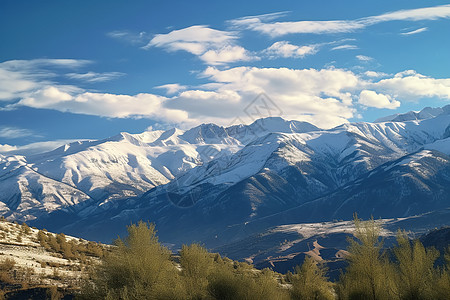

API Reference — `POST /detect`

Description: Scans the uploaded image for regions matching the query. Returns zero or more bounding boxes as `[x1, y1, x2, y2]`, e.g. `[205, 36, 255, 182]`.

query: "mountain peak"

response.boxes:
[249, 117, 320, 133]
[375, 104, 450, 123]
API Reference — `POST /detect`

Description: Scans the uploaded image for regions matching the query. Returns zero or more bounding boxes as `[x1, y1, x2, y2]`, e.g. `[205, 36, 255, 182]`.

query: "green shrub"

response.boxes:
[393, 231, 439, 300]
[79, 221, 184, 299]
[179, 243, 214, 299]
[289, 257, 334, 300]
[338, 216, 396, 300]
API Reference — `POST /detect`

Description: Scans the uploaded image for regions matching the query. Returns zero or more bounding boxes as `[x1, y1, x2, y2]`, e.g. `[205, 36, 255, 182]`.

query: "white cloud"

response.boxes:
[228, 4, 450, 37]
[0, 68, 38, 100]
[155, 83, 187, 95]
[0, 59, 91, 101]
[264, 41, 318, 58]
[66, 71, 124, 82]
[6, 59, 450, 130]
[12, 87, 187, 122]
[162, 67, 450, 128]
[143, 25, 255, 65]
[228, 12, 291, 24]
[366, 5, 450, 23]
[165, 66, 360, 128]
[364, 71, 388, 78]
[166, 89, 242, 120]
[401, 27, 428, 35]
[0, 59, 91, 71]
[144, 25, 237, 53]
[331, 44, 358, 51]
[0, 127, 33, 139]
[200, 45, 256, 65]
[374, 71, 450, 100]
[229, 18, 364, 37]
[359, 90, 400, 109]
[356, 55, 373, 61]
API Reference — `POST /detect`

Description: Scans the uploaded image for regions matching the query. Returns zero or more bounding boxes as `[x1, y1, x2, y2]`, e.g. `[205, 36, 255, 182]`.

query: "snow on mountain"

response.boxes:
[31, 111, 450, 246]
[0, 118, 319, 221]
[375, 104, 450, 122]
[272, 149, 450, 224]
[161, 114, 450, 195]
[227, 117, 319, 142]
[425, 137, 450, 155]
[0, 155, 92, 221]
[2, 108, 450, 247]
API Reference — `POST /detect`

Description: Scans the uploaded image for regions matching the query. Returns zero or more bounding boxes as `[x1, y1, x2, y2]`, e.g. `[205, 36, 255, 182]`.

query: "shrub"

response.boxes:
[0, 258, 16, 272]
[393, 231, 439, 300]
[338, 216, 396, 300]
[179, 243, 213, 299]
[21, 223, 31, 235]
[207, 266, 288, 300]
[79, 221, 184, 299]
[289, 256, 334, 300]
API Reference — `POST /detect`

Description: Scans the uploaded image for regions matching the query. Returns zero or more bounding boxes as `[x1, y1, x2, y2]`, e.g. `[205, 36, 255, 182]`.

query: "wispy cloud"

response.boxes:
[356, 55, 373, 61]
[228, 4, 450, 37]
[143, 25, 256, 65]
[0, 59, 90, 101]
[331, 44, 358, 51]
[0, 127, 34, 139]
[263, 41, 319, 58]
[366, 5, 450, 23]
[66, 71, 125, 83]
[0, 59, 91, 71]
[107, 30, 150, 45]
[401, 27, 428, 35]
[229, 18, 364, 36]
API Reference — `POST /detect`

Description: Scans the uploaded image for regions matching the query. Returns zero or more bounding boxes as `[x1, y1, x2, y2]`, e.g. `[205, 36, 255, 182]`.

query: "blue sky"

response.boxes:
[1, 0, 450, 155]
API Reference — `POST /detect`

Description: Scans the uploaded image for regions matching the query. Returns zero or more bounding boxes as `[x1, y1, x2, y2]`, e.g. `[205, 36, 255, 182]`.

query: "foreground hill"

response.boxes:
[0, 219, 107, 298]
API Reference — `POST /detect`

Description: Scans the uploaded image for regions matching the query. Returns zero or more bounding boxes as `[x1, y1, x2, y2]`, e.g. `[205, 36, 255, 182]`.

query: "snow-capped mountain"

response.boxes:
[375, 104, 450, 122]
[1, 110, 450, 247]
[0, 117, 316, 222]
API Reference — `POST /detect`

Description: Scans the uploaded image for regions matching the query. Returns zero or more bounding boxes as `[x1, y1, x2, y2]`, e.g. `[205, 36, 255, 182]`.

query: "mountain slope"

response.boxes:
[375, 104, 450, 122]
[28, 114, 450, 246]
[1, 109, 450, 248]
[0, 118, 318, 222]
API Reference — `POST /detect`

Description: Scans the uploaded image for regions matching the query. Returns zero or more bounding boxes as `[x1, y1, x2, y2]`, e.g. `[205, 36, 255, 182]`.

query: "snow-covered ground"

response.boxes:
[0, 219, 104, 287]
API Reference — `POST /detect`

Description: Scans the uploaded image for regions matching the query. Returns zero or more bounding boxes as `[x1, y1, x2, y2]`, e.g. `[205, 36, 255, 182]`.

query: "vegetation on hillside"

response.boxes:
[0, 219, 107, 299]
[78, 219, 450, 300]
[0, 217, 448, 299]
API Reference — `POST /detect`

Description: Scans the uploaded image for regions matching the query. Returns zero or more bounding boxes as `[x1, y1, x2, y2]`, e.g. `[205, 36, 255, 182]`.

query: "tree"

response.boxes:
[393, 231, 439, 300]
[338, 216, 395, 300]
[429, 246, 450, 300]
[289, 256, 334, 300]
[207, 262, 288, 300]
[179, 243, 214, 299]
[79, 221, 184, 299]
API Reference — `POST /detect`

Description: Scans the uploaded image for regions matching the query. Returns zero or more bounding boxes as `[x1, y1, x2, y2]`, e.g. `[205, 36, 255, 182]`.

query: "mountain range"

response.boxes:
[1, 106, 450, 256]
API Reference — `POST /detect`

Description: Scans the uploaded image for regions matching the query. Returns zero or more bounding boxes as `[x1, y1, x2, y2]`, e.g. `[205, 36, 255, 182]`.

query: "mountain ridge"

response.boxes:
[0, 111, 449, 249]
